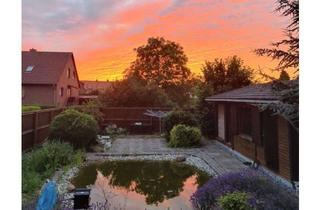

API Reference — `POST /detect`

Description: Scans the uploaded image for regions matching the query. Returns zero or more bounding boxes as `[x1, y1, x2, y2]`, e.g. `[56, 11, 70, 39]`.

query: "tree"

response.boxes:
[202, 56, 253, 93]
[98, 77, 174, 107]
[255, 0, 299, 72]
[196, 56, 253, 136]
[279, 70, 290, 81]
[125, 37, 194, 107]
[254, 0, 299, 131]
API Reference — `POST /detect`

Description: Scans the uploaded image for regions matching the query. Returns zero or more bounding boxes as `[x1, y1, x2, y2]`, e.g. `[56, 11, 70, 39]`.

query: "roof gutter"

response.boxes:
[205, 98, 280, 104]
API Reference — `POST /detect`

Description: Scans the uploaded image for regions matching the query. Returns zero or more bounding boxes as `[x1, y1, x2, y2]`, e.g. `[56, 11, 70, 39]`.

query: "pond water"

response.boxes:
[71, 160, 210, 210]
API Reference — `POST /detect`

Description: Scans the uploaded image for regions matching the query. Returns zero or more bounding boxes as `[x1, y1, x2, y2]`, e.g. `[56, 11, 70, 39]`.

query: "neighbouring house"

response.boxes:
[79, 80, 113, 95]
[22, 49, 80, 107]
[206, 83, 299, 182]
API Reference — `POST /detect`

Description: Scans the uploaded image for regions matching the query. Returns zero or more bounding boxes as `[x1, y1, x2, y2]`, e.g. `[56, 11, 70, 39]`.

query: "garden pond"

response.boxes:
[71, 160, 210, 209]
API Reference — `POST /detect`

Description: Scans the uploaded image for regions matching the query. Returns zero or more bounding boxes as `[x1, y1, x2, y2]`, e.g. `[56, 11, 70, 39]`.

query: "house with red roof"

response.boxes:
[22, 49, 80, 107]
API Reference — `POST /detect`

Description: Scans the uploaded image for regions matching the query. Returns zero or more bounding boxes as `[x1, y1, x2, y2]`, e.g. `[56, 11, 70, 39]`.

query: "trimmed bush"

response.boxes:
[191, 169, 298, 210]
[217, 192, 254, 210]
[22, 105, 41, 113]
[169, 124, 201, 147]
[71, 100, 104, 126]
[49, 109, 98, 148]
[163, 110, 198, 140]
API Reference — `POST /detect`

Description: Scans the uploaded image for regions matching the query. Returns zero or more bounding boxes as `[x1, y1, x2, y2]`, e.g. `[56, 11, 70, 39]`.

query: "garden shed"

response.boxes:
[206, 83, 299, 181]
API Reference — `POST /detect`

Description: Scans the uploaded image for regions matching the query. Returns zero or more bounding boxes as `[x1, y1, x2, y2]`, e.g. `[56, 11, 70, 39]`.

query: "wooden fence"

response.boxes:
[22, 107, 172, 151]
[22, 108, 64, 151]
[101, 107, 172, 134]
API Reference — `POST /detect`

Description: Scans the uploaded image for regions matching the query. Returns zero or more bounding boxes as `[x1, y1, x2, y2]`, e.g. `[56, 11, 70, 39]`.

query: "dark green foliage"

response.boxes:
[217, 192, 254, 210]
[104, 124, 127, 138]
[124, 37, 195, 107]
[49, 109, 98, 148]
[255, 0, 299, 71]
[163, 110, 198, 140]
[22, 141, 85, 202]
[195, 56, 253, 137]
[72, 100, 104, 126]
[279, 70, 290, 81]
[22, 105, 41, 113]
[257, 80, 299, 130]
[169, 124, 201, 147]
[99, 77, 174, 107]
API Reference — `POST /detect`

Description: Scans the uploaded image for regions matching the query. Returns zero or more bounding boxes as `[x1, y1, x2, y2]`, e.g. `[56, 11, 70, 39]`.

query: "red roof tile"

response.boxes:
[22, 50, 74, 84]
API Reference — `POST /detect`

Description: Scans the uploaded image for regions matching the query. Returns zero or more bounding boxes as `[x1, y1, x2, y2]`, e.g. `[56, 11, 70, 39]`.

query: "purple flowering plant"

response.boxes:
[190, 169, 298, 210]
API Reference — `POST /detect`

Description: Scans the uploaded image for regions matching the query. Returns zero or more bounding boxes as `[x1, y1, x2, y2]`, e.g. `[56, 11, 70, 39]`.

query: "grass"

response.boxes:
[22, 140, 85, 203]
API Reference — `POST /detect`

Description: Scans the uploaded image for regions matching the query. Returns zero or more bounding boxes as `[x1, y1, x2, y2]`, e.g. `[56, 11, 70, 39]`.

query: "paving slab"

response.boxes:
[88, 135, 246, 175]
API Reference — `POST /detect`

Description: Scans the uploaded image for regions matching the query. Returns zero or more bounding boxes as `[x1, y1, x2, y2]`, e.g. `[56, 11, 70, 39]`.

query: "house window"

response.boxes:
[67, 87, 71, 96]
[60, 87, 64, 96]
[73, 71, 76, 79]
[237, 106, 252, 138]
[25, 65, 34, 72]
[67, 68, 71, 78]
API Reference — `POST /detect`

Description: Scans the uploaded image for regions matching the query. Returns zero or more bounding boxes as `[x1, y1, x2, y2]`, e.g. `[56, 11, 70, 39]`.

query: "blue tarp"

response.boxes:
[36, 181, 57, 210]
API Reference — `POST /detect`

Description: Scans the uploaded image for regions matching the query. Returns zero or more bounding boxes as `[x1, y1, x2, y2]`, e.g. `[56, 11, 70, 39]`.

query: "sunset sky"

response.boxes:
[22, 0, 289, 81]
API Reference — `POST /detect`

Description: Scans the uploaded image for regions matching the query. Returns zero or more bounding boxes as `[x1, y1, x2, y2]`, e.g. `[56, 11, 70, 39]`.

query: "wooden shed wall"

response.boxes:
[277, 116, 292, 180]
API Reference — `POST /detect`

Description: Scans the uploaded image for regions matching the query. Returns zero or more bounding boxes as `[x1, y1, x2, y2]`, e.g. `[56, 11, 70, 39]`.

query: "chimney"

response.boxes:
[29, 48, 37, 52]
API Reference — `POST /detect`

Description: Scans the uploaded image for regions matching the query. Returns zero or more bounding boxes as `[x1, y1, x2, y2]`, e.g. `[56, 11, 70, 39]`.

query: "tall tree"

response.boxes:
[196, 56, 253, 136]
[254, 0, 299, 131]
[255, 0, 299, 72]
[279, 70, 290, 80]
[202, 56, 253, 93]
[125, 37, 193, 107]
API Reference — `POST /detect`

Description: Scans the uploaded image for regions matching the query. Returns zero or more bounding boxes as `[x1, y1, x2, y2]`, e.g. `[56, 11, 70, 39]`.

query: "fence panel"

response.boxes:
[22, 108, 64, 151]
[101, 107, 171, 134]
[22, 107, 172, 151]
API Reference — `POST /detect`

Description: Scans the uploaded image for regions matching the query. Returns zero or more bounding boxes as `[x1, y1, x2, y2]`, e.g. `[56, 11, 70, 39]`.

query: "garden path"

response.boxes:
[87, 135, 246, 176]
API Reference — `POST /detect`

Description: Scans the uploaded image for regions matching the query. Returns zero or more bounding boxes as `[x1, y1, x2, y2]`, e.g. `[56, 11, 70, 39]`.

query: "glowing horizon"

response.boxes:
[22, 0, 290, 81]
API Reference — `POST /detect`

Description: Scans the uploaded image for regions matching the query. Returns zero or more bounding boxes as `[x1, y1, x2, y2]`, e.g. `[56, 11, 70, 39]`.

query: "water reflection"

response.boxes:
[71, 160, 210, 208]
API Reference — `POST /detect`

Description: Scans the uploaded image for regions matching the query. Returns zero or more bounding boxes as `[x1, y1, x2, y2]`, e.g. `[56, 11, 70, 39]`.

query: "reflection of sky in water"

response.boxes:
[92, 171, 197, 210]
[71, 161, 210, 209]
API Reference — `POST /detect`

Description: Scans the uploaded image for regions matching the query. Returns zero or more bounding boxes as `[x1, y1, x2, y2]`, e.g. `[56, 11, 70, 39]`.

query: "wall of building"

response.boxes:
[277, 116, 292, 180]
[22, 84, 54, 106]
[55, 57, 80, 106]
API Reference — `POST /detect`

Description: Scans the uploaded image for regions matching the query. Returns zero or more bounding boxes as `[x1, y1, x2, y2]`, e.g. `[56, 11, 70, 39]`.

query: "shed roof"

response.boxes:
[205, 83, 280, 103]
[22, 50, 76, 85]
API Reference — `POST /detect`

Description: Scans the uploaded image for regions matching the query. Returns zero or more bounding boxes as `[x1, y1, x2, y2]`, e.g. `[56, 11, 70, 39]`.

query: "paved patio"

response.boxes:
[88, 135, 246, 175]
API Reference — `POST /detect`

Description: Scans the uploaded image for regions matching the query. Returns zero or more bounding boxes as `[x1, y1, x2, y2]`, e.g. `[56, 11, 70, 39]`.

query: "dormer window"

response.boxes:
[25, 65, 34, 73]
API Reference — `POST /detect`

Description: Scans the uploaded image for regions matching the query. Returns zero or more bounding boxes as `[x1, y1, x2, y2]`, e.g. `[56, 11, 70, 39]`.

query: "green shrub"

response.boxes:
[71, 100, 104, 126]
[49, 109, 98, 148]
[217, 192, 254, 210]
[169, 124, 201, 147]
[105, 124, 127, 138]
[163, 110, 198, 141]
[22, 141, 85, 202]
[22, 105, 41, 113]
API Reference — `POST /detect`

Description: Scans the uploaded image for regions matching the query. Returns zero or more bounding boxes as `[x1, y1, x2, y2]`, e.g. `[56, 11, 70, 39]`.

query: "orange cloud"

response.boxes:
[23, 0, 291, 81]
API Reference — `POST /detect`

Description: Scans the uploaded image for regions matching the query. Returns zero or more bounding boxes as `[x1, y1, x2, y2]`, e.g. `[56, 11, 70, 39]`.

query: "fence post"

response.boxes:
[33, 112, 38, 147]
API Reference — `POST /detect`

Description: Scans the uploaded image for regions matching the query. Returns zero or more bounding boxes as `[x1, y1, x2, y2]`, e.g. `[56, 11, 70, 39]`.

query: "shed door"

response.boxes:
[262, 111, 279, 172]
[218, 104, 225, 140]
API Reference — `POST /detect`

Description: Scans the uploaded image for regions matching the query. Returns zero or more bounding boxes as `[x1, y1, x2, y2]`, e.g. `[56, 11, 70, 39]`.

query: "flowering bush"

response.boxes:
[190, 169, 298, 210]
